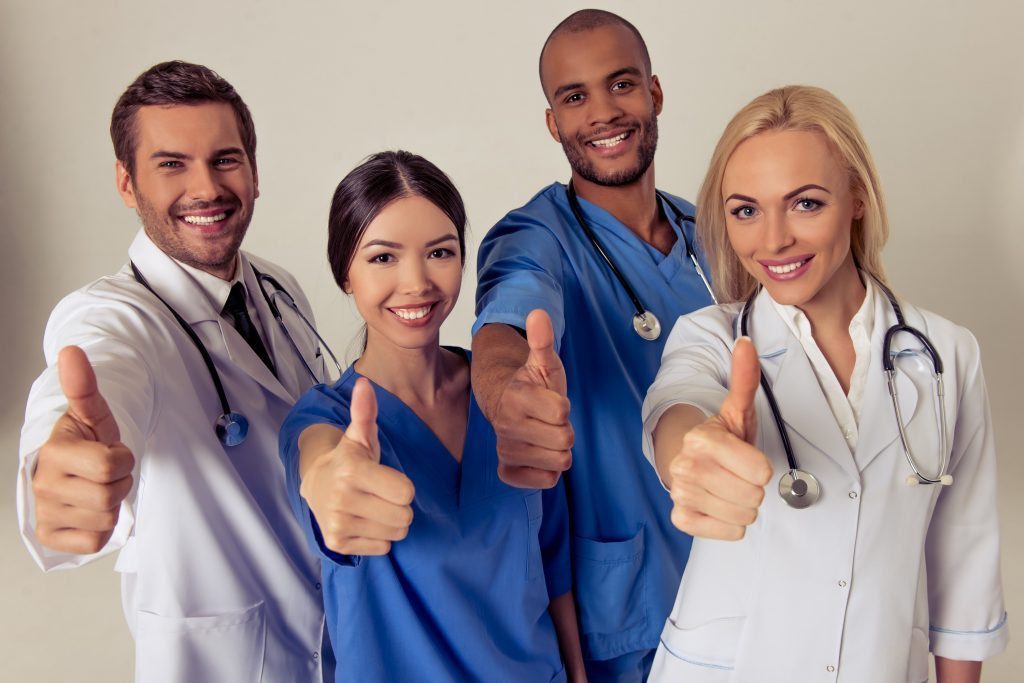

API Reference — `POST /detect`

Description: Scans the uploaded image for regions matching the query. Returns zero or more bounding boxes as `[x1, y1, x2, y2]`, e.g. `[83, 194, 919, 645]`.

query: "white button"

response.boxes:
[843, 429, 853, 440]
[848, 491, 858, 499]
[838, 580, 847, 587]
[313, 652, 319, 661]
[827, 665, 836, 672]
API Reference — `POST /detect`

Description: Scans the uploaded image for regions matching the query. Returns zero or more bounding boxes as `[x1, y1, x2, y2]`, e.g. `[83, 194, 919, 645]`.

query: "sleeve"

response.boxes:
[17, 291, 159, 571]
[539, 477, 572, 599]
[925, 330, 1009, 660]
[473, 212, 568, 351]
[278, 383, 361, 567]
[639, 310, 734, 475]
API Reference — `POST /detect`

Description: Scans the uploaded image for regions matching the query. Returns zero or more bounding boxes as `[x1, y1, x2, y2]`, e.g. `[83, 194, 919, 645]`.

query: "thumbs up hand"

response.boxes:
[668, 338, 773, 541]
[32, 346, 136, 555]
[299, 378, 415, 556]
[490, 309, 574, 489]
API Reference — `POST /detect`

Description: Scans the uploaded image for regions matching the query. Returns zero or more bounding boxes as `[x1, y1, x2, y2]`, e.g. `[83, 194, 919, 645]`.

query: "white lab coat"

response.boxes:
[17, 231, 330, 682]
[641, 287, 1008, 682]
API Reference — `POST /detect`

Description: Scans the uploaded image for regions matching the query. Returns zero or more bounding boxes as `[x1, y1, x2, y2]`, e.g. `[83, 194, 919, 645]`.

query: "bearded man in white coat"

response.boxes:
[16, 61, 333, 682]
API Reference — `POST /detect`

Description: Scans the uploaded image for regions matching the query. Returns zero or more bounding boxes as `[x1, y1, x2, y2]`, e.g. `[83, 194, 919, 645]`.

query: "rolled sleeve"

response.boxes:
[925, 331, 1008, 661]
[473, 215, 566, 349]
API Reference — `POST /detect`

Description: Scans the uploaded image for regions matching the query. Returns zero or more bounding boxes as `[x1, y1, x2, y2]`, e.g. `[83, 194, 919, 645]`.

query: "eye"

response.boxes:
[729, 205, 758, 220]
[611, 80, 634, 92]
[369, 253, 394, 264]
[429, 247, 455, 259]
[564, 92, 584, 105]
[158, 160, 182, 169]
[793, 197, 824, 212]
[214, 158, 241, 167]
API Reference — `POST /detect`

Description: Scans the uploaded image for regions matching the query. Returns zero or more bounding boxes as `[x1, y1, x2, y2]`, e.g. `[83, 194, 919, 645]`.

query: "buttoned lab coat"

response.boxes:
[17, 231, 330, 683]
[641, 288, 1007, 682]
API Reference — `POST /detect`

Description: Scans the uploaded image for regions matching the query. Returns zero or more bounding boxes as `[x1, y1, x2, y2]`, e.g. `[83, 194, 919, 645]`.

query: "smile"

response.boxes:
[181, 212, 228, 225]
[766, 259, 809, 274]
[388, 303, 437, 323]
[589, 131, 631, 148]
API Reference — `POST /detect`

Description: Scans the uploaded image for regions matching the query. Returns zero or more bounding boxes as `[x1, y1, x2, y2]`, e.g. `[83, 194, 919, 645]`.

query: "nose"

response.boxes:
[186, 164, 222, 202]
[398, 259, 433, 296]
[763, 210, 795, 253]
[587, 90, 625, 127]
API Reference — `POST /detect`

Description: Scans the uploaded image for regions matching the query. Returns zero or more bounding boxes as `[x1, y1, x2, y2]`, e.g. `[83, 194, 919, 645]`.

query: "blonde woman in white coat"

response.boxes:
[641, 86, 1007, 682]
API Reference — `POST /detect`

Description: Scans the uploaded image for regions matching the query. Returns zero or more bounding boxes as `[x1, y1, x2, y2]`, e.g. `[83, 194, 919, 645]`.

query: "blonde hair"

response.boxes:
[696, 85, 889, 303]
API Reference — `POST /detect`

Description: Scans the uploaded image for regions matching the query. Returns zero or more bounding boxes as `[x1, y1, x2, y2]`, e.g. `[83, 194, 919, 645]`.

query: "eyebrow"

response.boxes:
[552, 66, 644, 100]
[724, 184, 832, 204]
[148, 147, 246, 161]
[361, 234, 458, 250]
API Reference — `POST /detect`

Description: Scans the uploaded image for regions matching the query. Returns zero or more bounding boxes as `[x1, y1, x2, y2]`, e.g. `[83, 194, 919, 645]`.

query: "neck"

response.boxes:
[799, 263, 866, 337]
[355, 333, 447, 406]
[571, 167, 667, 247]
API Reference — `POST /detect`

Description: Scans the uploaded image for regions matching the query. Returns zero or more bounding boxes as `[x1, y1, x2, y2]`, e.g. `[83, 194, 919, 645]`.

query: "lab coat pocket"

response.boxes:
[572, 526, 646, 641]
[907, 627, 930, 682]
[526, 491, 544, 581]
[651, 615, 744, 680]
[135, 601, 266, 683]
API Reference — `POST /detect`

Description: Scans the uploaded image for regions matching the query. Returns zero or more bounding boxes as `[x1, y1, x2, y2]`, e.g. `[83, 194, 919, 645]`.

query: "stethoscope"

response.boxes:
[738, 275, 952, 510]
[131, 262, 342, 447]
[566, 182, 716, 341]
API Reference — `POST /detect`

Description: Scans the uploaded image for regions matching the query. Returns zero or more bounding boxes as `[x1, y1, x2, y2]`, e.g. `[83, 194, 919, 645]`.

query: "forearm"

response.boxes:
[651, 403, 706, 485]
[471, 323, 529, 420]
[297, 423, 344, 480]
[548, 591, 586, 682]
[935, 656, 981, 683]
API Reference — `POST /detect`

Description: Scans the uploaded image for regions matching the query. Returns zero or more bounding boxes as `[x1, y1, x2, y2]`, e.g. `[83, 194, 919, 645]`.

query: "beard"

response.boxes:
[560, 109, 659, 187]
[134, 187, 250, 276]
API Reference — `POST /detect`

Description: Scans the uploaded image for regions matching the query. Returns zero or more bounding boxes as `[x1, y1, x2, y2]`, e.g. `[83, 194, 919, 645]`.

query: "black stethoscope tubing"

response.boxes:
[566, 182, 716, 340]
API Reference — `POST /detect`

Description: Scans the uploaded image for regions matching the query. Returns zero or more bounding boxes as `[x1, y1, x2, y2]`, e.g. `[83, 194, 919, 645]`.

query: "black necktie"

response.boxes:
[222, 282, 276, 375]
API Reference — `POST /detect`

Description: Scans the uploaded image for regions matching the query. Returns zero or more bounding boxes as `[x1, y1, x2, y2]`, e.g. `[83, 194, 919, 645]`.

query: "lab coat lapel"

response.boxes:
[747, 290, 859, 479]
[853, 293, 919, 472]
[239, 256, 307, 402]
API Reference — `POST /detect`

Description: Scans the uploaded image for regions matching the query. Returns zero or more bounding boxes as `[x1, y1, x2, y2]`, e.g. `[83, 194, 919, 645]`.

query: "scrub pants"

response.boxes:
[585, 649, 656, 683]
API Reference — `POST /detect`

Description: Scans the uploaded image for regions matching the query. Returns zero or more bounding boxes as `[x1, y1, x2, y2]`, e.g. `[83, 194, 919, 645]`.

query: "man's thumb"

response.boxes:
[58, 346, 120, 444]
[524, 309, 564, 391]
[719, 337, 760, 442]
[345, 377, 380, 461]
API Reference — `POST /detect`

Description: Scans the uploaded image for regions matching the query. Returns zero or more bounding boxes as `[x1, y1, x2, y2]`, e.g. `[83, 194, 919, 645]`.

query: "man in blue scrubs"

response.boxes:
[471, 10, 716, 682]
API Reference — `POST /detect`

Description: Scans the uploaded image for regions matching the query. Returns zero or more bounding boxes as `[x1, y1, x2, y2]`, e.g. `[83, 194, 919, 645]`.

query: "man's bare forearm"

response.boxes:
[471, 323, 530, 420]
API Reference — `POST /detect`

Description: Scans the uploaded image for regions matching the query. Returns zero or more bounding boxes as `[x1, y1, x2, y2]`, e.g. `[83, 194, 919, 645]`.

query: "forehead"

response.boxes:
[541, 24, 647, 96]
[359, 195, 458, 243]
[132, 102, 243, 156]
[723, 130, 846, 196]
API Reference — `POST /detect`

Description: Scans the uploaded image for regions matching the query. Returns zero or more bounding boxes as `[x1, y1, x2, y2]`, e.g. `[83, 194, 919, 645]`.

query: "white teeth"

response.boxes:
[391, 305, 432, 320]
[767, 260, 808, 274]
[591, 132, 628, 147]
[182, 212, 228, 225]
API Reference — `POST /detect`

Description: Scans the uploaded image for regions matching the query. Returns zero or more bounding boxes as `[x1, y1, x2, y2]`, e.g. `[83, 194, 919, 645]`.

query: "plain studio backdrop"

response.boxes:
[1, 0, 1021, 680]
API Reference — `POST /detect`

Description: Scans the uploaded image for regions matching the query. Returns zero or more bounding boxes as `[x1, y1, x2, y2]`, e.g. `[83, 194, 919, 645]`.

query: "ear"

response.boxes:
[650, 74, 664, 116]
[252, 167, 260, 200]
[342, 278, 353, 295]
[853, 195, 866, 220]
[115, 160, 138, 209]
[545, 109, 561, 143]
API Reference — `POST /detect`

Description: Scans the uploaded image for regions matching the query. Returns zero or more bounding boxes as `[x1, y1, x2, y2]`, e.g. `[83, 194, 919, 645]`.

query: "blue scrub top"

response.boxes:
[474, 183, 715, 662]
[279, 350, 571, 683]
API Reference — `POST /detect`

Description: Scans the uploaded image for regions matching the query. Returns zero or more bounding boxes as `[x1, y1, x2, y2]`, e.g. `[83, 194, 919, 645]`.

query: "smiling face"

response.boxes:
[541, 24, 662, 189]
[344, 195, 462, 353]
[723, 129, 865, 317]
[116, 102, 258, 279]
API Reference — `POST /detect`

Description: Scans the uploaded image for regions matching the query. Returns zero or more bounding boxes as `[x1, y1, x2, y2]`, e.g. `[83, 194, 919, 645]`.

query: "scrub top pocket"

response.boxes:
[134, 601, 266, 682]
[572, 525, 647, 651]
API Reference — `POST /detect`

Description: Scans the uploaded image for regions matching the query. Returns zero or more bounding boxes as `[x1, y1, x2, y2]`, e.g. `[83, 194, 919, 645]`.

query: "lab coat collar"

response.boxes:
[744, 288, 860, 480]
[127, 230, 299, 404]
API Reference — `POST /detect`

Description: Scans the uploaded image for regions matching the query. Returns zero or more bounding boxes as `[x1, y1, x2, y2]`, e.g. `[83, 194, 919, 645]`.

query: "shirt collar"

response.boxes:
[174, 254, 246, 313]
[768, 272, 876, 342]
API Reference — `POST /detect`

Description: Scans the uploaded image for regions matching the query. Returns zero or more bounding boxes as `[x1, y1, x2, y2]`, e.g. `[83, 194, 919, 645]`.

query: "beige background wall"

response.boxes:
[1, 0, 1021, 680]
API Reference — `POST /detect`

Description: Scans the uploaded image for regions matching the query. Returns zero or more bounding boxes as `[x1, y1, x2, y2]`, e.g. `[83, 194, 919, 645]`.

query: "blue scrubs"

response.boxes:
[474, 183, 715, 677]
[279, 350, 571, 683]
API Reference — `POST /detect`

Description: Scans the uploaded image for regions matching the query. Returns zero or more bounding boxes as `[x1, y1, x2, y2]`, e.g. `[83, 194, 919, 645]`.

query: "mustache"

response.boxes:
[172, 199, 239, 214]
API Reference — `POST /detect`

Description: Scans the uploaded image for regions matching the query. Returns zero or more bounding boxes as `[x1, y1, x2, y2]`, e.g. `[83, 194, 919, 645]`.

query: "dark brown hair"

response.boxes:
[110, 61, 257, 178]
[327, 151, 467, 291]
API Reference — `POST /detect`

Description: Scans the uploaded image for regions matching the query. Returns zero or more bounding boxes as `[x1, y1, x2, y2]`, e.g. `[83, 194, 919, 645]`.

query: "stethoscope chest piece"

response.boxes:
[779, 469, 821, 509]
[633, 310, 662, 341]
[216, 411, 250, 447]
